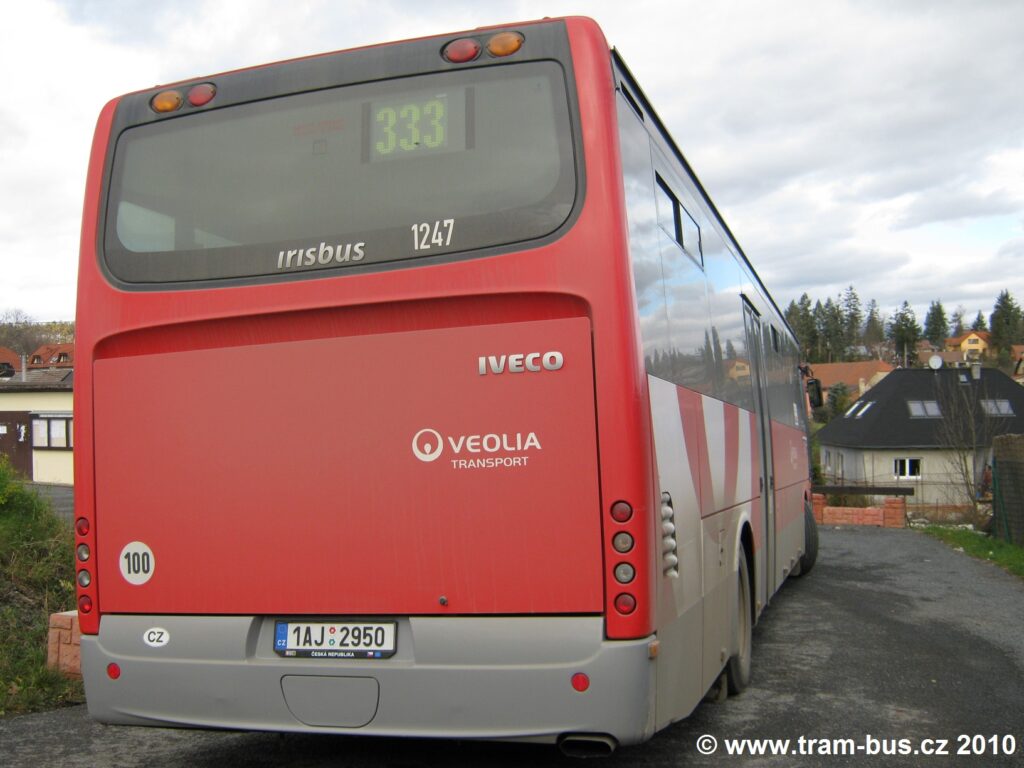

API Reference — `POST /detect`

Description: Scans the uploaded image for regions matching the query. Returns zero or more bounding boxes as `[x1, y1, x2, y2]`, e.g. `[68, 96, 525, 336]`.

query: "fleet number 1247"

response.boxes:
[411, 219, 454, 251]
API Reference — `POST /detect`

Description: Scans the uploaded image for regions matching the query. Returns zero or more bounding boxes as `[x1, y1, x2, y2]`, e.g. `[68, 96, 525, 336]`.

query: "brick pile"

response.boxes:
[46, 610, 82, 679]
[812, 493, 906, 528]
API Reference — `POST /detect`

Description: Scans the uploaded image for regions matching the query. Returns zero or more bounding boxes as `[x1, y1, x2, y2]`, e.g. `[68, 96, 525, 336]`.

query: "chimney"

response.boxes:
[20, 354, 26, 382]
[971, 362, 981, 381]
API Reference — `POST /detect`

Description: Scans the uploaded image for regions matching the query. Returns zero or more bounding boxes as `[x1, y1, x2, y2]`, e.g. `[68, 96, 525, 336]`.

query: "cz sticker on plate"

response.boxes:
[274, 621, 397, 659]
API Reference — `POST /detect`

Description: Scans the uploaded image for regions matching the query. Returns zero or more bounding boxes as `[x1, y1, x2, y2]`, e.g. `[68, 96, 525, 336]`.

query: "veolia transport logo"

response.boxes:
[412, 428, 444, 462]
[411, 427, 543, 469]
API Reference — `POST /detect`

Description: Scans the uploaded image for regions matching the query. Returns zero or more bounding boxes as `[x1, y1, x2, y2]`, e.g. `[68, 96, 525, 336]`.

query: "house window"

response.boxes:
[845, 401, 875, 418]
[981, 399, 1014, 416]
[31, 414, 74, 450]
[907, 400, 941, 418]
[894, 458, 921, 479]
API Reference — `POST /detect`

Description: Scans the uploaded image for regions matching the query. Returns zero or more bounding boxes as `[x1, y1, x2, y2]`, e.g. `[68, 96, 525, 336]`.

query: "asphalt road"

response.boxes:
[2, 527, 1023, 767]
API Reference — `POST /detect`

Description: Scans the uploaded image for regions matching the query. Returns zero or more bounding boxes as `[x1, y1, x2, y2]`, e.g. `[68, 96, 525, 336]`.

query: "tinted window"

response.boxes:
[105, 62, 576, 283]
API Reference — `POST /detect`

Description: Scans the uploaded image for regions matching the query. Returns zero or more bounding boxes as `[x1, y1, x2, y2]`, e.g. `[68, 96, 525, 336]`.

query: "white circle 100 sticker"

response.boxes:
[119, 541, 155, 585]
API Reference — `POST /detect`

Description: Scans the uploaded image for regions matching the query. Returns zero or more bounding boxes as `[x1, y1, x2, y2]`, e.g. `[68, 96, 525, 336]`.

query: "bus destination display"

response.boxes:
[369, 88, 467, 161]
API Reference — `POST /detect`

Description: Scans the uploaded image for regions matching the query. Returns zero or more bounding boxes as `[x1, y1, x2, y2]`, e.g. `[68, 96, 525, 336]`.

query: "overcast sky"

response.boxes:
[1, 0, 1021, 324]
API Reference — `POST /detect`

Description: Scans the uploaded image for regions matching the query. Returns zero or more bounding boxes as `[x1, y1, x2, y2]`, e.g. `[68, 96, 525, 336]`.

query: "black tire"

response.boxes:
[726, 552, 752, 695]
[794, 500, 818, 577]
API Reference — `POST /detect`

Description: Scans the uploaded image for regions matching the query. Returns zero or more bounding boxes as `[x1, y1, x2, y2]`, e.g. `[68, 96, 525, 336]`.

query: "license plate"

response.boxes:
[274, 621, 397, 659]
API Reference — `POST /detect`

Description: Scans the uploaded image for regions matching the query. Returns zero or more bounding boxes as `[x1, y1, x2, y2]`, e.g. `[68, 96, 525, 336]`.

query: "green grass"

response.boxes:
[0, 457, 84, 716]
[921, 525, 1024, 580]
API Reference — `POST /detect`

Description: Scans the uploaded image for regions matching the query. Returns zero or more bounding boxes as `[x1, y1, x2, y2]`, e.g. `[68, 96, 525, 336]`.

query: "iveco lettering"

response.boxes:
[478, 351, 564, 375]
[76, 17, 816, 754]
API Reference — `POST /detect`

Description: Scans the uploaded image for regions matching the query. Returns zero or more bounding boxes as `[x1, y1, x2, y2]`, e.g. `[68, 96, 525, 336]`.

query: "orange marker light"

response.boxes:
[487, 31, 524, 57]
[151, 90, 183, 113]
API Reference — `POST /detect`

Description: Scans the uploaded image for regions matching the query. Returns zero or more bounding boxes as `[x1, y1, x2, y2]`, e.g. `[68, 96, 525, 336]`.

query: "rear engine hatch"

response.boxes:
[93, 316, 603, 615]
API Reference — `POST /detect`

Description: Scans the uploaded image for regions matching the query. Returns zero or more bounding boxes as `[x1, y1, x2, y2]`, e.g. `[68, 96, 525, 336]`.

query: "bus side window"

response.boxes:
[617, 95, 670, 378]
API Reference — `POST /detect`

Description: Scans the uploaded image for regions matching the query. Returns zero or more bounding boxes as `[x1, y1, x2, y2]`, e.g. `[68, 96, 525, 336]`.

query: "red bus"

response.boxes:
[74, 17, 816, 754]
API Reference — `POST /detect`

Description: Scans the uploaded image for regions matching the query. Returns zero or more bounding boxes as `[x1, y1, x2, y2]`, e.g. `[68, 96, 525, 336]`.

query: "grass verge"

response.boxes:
[921, 525, 1024, 580]
[0, 457, 84, 716]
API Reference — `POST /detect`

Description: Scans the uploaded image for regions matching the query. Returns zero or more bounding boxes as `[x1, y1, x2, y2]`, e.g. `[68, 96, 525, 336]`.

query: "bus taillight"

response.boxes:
[614, 593, 636, 615]
[610, 500, 633, 523]
[187, 83, 216, 107]
[150, 83, 217, 113]
[571, 673, 590, 692]
[443, 31, 523, 64]
[441, 38, 480, 63]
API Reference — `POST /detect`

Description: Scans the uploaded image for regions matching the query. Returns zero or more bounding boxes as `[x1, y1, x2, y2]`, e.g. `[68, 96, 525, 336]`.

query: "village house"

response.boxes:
[817, 367, 1024, 518]
[0, 357, 74, 485]
[807, 360, 894, 403]
[944, 330, 990, 362]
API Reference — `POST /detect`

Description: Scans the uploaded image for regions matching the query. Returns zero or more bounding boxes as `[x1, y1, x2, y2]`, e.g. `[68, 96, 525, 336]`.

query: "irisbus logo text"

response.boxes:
[277, 241, 365, 270]
[411, 428, 541, 469]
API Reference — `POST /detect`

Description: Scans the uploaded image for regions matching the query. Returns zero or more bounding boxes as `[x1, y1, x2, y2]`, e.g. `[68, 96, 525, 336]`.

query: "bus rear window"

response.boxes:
[103, 61, 576, 284]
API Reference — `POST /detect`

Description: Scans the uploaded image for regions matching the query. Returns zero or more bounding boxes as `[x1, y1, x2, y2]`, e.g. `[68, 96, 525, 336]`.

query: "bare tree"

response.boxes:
[0, 310, 74, 356]
[0, 309, 43, 357]
[933, 370, 1008, 522]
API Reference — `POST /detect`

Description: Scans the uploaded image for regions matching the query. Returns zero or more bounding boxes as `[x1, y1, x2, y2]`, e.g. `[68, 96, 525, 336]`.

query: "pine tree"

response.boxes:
[785, 293, 817, 360]
[862, 300, 886, 358]
[971, 311, 988, 332]
[840, 286, 863, 357]
[990, 290, 1023, 366]
[922, 300, 949, 348]
[886, 302, 921, 366]
[949, 306, 966, 337]
[814, 298, 845, 362]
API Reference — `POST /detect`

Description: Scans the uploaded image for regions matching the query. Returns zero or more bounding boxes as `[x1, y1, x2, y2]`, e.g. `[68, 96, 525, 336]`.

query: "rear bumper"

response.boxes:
[82, 615, 656, 746]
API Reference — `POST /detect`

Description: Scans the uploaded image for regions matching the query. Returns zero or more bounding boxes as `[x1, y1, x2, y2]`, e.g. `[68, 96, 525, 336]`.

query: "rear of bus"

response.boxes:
[74, 18, 660, 747]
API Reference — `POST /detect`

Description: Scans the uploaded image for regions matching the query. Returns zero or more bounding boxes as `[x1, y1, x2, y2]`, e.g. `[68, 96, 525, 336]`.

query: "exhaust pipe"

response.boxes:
[558, 733, 618, 758]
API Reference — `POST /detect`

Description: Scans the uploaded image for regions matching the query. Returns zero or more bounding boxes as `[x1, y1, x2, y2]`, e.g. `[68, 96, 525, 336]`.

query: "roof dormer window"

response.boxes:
[907, 400, 941, 418]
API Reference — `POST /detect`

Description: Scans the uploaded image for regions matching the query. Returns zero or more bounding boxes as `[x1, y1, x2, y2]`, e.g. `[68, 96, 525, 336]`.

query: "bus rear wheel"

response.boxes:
[726, 552, 752, 695]
[794, 500, 818, 577]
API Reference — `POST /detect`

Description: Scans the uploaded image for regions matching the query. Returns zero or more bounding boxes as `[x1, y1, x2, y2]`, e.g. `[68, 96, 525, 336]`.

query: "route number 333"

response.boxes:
[375, 99, 446, 155]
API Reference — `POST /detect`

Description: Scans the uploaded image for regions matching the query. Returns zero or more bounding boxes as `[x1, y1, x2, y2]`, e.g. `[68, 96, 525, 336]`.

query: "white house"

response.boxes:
[816, 367, 1024, 516]
[0, 368, 74, 485]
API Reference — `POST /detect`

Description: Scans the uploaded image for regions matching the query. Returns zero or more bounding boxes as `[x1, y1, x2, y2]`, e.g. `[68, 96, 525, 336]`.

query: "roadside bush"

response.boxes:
[0, 457, 83, 715]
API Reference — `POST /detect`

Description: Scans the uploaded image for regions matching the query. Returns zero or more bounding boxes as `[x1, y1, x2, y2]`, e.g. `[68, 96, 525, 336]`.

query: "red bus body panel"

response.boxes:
[92, 316, 603, 615]
[75, 18, 657, 637]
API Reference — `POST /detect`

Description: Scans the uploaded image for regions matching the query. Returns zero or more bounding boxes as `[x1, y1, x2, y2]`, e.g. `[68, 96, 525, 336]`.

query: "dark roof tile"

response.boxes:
[817, 368, 1024, 449]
